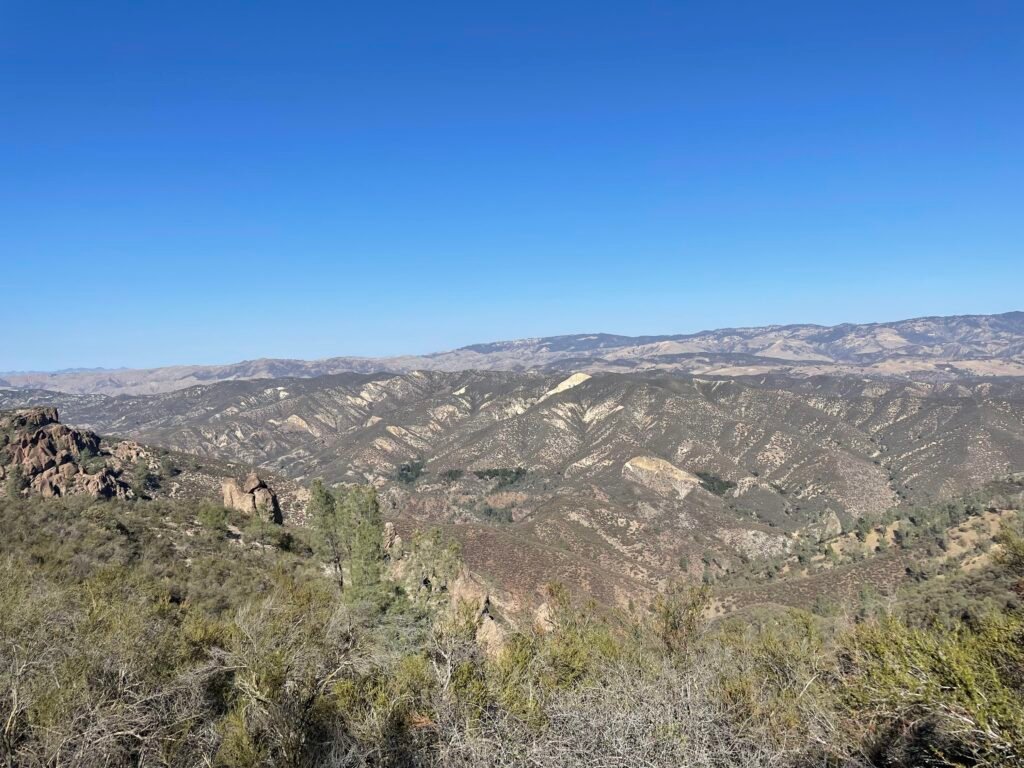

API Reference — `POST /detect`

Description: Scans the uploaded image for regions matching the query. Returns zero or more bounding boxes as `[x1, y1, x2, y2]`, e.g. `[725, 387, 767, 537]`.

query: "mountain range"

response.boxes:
[4, 311, 1024, 396]
[5, 359, 1024, 610]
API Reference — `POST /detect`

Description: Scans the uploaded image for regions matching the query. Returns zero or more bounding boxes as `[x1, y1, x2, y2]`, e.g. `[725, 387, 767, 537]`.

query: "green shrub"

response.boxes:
[132, 460, 156, 498]
[396, 459, 426, 484]
[2, 488, 1024, 767]
[479, 504, 513, 524]
[440, 468, 464, 483]
[841, 614, 1024, 766]
[696, 471, 737, 496]
[473, 467, 526, 487]
[6, 464, 27, 498]
[198, 500, 229, 534]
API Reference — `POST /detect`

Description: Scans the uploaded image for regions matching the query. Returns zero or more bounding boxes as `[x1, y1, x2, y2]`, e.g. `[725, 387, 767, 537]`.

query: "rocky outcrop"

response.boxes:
[111, 440, 146, 464]
[475, 612, 505, 656]
[382, 521, 404, 558]
[622, 456, 702, 499]
[448, 569, 507, 655]
[1, 407, 60, 432]
[0, 407, 129, 499]
[818, 510, 844, 541]
[0, 408, 298, 517]
[222, 472, 281, 522]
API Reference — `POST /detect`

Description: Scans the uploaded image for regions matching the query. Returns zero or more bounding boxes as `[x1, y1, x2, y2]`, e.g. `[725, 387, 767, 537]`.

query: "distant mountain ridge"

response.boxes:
[3, 311, 1023, 395]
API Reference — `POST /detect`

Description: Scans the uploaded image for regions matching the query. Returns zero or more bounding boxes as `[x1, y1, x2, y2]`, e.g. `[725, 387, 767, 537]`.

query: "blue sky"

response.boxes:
[2, 1, 1022, 371]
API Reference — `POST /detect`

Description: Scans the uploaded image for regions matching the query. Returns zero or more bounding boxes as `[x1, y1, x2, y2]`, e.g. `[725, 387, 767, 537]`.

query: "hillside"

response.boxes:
[2, 474, 1023, 767]
[4, 311, 1023, 395]
[6, 369, 1024, 612]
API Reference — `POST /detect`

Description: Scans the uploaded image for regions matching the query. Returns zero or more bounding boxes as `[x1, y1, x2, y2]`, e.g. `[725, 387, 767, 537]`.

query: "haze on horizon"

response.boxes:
[0, 309, 1022, 377]
[2, 1, 1022, 372]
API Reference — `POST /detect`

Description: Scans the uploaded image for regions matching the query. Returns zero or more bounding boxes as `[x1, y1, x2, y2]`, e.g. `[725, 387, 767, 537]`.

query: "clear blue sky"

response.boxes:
[2, 1, 1022, 371]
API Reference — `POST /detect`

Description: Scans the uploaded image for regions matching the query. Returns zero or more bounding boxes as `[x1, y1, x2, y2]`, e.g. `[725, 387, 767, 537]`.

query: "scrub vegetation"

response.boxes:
[1, 489, 1023, 767]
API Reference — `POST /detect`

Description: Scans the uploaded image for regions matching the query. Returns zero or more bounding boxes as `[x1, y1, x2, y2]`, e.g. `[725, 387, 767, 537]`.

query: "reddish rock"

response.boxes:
[1, 407, 129, 500]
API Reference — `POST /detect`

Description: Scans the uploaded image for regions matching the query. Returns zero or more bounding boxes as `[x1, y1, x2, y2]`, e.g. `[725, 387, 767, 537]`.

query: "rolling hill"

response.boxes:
[3, 311, 1023, 395]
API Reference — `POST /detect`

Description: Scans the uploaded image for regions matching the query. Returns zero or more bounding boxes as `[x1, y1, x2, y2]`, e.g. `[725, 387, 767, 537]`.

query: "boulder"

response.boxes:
[222, 479, 257, 514]
[37, 477, 61, 498]
[79, 468, 126, 499]
[253, 486, 282, 522]
[111, 441, 146, 463]
[222, 473, 281, 522]
[243, 472, 263, 494]
[475, 613, 505, 657]
[534, 601, 557, 633]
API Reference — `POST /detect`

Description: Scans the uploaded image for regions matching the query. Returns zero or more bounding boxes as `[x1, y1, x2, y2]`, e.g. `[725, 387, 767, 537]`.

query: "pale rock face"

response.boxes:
[222, 473, 281, 522]
[222, 479, 257, 514]
[716, 528, 791, 559]
[475, 614, 505, 657]
[538, 372, 591, 403]
[622, 456, 701, 499]
[533, 601, 556, 633]
[449, 570, 490, 613]
[820, 510, 843, 540]
[382, 521, 403, 556]
[242, 472, 263, 494]
[444, 568, 506, 655]
[253, 486, 276, 513]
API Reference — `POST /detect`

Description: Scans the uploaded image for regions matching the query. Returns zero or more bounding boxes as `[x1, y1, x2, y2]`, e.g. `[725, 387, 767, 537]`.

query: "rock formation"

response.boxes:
[0, 407, 129, 499]
[382, 521, 403, 558]
[222, 472, 282, 522]
[622, 456, 702, 499]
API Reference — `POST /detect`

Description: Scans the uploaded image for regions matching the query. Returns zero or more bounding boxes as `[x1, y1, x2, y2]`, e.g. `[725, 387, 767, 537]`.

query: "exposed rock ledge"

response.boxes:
[622, 455, 701, 499]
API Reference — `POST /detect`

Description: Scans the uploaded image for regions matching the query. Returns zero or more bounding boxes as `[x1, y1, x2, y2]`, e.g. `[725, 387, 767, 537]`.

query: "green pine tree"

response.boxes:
[6, 464, 27, 499]
[346, 485, 384, 593]
[309, 480, 350, 591]
[132, 461, 154, 499]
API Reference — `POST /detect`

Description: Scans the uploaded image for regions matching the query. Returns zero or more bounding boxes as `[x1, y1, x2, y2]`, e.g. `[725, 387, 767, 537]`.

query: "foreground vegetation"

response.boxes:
[1, 489, 1023, 767]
